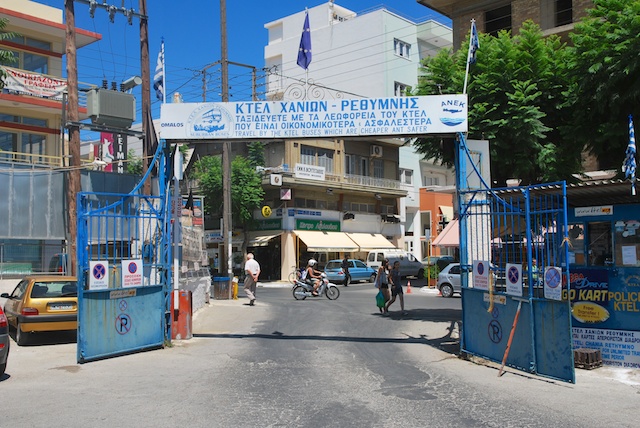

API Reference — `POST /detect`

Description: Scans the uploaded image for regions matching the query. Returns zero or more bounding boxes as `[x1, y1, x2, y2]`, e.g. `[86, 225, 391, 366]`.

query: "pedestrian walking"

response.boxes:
[377, 259, 391, 313]
[385, 260, 407, 315]
[244, 253, 260, 306]
[341, 256, 351, 287]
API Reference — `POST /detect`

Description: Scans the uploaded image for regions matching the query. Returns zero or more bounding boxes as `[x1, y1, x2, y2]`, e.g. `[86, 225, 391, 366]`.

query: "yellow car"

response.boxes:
[1, 276, 78, 346]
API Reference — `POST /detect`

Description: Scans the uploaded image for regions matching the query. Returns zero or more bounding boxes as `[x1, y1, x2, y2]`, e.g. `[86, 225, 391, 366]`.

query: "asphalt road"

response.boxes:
[1, 282, 638, 427]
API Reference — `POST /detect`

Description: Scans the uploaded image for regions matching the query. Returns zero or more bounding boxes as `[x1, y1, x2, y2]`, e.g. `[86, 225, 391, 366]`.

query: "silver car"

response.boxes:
[436, 263, 462, 298]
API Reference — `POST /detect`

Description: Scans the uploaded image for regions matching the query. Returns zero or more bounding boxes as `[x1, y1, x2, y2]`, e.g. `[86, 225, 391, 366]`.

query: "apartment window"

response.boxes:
[393, 39, 411, 58]
[373, 159, 384, 179]
[301, 145, 334, 173]
[360, 157, 369, 176]
[423, 176, 440, 186]
[0, 35, 51, 74]
[394, 82, 408, 97]
[0, 130, 45, 162]
[556, 0, 573, 26]
[400, 169, 413, 185]
[485, 5, 512, 36]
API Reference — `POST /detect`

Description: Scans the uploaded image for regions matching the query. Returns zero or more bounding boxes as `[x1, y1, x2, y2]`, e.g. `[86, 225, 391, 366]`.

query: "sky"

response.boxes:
[35, 1, 450, 127]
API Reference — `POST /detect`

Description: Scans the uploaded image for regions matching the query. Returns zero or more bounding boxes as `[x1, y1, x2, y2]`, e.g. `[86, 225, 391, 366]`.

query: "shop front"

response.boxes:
[566, 181, 640, 368]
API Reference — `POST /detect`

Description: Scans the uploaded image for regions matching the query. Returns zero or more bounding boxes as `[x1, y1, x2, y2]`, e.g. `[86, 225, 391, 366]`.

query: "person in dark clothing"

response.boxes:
[341, 256, 351, 287]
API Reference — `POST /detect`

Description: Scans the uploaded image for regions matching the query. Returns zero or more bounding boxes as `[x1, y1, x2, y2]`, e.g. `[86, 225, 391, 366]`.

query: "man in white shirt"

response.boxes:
[244, 253, 260, 306]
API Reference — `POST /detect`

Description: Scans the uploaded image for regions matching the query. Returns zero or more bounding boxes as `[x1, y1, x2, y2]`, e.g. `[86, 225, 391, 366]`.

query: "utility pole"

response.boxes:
[64, 0, 80, 276]
[220, 0, 232, 277]
[140, 0, 151, 195]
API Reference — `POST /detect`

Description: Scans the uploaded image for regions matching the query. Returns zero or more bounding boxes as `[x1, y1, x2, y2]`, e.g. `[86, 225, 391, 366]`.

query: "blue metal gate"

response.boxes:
[456, 134, 574, 382]
[76, 188, 171, 362]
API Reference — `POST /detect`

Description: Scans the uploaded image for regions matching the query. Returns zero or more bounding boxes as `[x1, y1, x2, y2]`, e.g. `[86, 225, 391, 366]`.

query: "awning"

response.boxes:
[346, 232, 396, 251]
[431, 219, 459, 247]
[247, 232, 281, 247]
[439, 205, 454, 221]
[295, 230, 359, 252]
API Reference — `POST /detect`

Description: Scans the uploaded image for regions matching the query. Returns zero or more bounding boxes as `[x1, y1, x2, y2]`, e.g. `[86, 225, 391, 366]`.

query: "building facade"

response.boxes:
[417, 0, 593, 48]
[0, 0, 100, 276]
[243, 3, 455, 280]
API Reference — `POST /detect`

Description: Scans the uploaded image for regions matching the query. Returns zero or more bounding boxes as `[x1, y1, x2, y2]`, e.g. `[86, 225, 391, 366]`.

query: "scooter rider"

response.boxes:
[304, 259, 323, 296]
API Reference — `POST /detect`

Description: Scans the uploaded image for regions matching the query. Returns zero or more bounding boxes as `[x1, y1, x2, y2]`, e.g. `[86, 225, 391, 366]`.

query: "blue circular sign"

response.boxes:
[545, 268, 561, 288]
[477, 262, 485, 275]
[507, 266, 519, 284]
[128, 262, 138, 274]
[93, 263, 106, 280]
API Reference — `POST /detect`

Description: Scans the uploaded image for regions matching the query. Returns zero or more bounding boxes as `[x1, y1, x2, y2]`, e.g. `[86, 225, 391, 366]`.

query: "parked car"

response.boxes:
[48, 253, 69, 274]
[436, 263, 462, 298]
[366, 249, 424, 278]
[324, 259, 376, 284]
[0, 305, 9, 375]
[422, 255, 455, 272]
[1, 276, 78, 346]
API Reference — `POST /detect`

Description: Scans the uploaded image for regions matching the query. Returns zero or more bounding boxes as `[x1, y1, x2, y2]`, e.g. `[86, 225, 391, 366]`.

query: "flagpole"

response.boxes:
[462, 20, 475, 95]
[161, 40, 166, 104]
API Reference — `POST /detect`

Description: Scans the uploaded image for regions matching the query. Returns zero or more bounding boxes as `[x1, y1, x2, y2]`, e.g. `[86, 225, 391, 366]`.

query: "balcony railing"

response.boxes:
[343, 173, 402, 189]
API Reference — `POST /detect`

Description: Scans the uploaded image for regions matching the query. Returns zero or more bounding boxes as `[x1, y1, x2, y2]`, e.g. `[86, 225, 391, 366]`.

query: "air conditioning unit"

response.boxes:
[370, 145, 383, 157]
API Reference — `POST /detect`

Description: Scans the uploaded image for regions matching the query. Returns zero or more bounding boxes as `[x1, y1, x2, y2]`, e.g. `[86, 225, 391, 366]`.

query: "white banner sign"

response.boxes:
[2, 66, 67, 100]
[159, 95, 468, 140]
[295, 163, 325, 180]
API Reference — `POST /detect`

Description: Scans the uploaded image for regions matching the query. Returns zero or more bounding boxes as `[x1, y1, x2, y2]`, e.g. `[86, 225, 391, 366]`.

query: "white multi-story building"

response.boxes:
[252, 2, 454, 279]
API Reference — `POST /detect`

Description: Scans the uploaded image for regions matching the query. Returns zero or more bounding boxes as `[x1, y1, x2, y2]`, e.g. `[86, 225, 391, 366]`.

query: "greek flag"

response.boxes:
[296, 11, 312, 70]
[468, 20, 479, 65]
[153, 41, 165, 102]
[623, 115, 637, 195]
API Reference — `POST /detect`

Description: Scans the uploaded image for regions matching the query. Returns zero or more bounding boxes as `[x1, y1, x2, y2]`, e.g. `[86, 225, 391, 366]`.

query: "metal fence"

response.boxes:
[0, 240, 67, 279]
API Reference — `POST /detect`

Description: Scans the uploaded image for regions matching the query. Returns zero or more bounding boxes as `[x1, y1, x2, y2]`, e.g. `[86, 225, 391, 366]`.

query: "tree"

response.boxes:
[414, 21, 583, 186]
[568, 0, 640, 170]
[193, 153, 264, 229]
[0, 19, 18, 89]
[126, 149, 143, 175]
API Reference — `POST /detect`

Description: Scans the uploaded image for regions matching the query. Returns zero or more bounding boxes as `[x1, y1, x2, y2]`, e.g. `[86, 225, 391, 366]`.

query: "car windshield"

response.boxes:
[31, 281, 77, 298]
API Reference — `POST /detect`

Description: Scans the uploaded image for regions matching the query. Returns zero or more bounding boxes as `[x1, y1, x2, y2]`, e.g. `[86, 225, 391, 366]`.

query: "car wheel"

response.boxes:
[369, 273, 376, 283]
[0, 362, 5, 376]
[15, 322, 28, 346]
[440, 283, 454, 298]
[417, 268, 425, 279]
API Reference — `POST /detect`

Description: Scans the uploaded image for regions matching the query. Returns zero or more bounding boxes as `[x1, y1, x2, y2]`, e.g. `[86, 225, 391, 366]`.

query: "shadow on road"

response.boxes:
[194, 308, 462, 356]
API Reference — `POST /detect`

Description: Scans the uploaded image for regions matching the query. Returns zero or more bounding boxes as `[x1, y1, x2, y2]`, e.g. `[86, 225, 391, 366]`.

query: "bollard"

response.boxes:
[232, 276, 239, 299]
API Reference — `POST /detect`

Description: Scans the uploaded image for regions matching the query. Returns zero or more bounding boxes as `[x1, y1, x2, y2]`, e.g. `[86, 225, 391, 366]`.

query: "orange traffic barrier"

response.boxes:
[406, 280, 412, 294]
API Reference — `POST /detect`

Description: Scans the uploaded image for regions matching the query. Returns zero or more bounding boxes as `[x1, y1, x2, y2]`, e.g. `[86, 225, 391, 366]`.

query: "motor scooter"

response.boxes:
[292, 272, 340, 300]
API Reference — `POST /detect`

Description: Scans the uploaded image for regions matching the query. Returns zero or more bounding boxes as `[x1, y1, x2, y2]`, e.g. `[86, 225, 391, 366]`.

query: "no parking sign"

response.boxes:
[121, 259, 143, 288]
[505, 263, 523, 296]
[89, 261, 109, 290]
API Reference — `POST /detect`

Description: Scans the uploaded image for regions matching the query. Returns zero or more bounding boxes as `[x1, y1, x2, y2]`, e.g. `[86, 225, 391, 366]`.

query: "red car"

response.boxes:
[0, 305, 9, 376]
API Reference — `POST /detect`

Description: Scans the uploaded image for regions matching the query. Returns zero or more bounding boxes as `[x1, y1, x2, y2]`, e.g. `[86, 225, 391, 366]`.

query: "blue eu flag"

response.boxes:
[297, 12, 312, 70]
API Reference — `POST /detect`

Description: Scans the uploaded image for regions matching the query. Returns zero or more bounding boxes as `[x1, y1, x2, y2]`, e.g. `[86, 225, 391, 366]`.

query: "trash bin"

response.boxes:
[212, 276, 231, 300]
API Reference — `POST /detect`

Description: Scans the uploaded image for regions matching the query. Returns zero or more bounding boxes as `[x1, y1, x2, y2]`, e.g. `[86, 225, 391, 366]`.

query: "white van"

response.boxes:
[366, 249, 424, 279]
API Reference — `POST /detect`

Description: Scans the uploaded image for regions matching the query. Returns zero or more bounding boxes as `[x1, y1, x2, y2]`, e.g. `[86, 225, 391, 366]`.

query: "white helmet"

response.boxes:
[308, 258, 317, 266]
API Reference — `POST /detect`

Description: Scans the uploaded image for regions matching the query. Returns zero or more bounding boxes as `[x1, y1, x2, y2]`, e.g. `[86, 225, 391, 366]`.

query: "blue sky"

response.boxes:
[36, 1, 449, 118]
